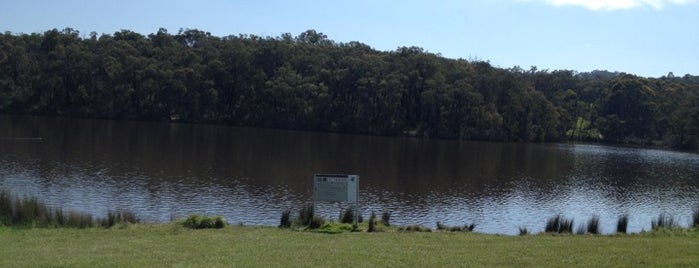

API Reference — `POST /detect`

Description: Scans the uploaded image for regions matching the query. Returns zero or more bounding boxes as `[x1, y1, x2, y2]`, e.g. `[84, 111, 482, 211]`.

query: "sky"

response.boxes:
[1, 0, 697, 77]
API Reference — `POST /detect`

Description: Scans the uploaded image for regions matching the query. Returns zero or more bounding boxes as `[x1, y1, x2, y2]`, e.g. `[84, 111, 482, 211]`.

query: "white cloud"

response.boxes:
[527, 0, 696, 10]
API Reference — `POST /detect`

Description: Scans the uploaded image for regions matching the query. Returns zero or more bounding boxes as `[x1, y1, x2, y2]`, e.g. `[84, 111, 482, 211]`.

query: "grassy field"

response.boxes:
[1, 224, 697, 267]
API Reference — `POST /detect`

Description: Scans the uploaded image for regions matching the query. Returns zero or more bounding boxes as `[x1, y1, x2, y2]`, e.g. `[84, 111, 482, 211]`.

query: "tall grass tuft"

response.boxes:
[367, 211, 377, 232]
[0, 190, 11, 225]
[67, 211, 94, 229]
[279, 209, 291, 228]
[616, 214, 629, 234]
[296, 205, 315, 226]
[545, 215, 574, 233]
[398, 225, 432, 232]
[575, 224, 586, 235]
[693, 205, 699, 228]
[308, 215, 324, 229]
[0, 189, 144, 229]
[101, 210, 140, 228]
[381, 211, 391, 226]
[651, 213, 677, 230]
[339, 208, 355, 224]
[518, 226, 528, 236]
[180, 215, 227, 229]
[436, 221, 476, 232]
[586, 215, 600, 234]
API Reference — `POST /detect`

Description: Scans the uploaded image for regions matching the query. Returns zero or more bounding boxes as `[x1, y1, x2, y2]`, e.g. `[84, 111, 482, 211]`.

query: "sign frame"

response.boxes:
[312, 174, 360, 225]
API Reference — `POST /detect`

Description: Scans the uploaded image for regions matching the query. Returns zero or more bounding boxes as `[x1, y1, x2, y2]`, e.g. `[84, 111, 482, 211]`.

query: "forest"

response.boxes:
[1, 28, 698, 149]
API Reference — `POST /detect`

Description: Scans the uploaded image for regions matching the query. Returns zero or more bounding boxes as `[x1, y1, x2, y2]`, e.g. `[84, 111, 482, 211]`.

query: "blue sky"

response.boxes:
[1, 0, 697, 77]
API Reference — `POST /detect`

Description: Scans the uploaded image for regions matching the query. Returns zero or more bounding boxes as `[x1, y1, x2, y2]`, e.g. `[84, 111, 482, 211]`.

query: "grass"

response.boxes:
[0, 189, 139, 228]
[279, 209, 292, 228]
[381, 211, 391, 226]
[179, 215, 227, 229]
[436, 221, 477, 232]
[519, 226, 529, 236]
[652, 213, 678, 230]
[0, 224, 697, 267]
[586, 215, 600, 234]
[616, 214, 629, 234]
[545, 215, 574, 233]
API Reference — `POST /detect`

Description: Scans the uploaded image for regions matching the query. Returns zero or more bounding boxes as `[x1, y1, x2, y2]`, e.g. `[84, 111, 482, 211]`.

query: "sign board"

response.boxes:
[313, 174, 359, 202]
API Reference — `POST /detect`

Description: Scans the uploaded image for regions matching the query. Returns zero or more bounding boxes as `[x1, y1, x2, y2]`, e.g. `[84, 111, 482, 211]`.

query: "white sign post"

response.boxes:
[313, 174, 359, 225]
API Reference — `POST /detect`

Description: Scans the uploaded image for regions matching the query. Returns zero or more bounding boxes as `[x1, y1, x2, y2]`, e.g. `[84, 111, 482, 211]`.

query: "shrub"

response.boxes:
[616, 214, 629, 234]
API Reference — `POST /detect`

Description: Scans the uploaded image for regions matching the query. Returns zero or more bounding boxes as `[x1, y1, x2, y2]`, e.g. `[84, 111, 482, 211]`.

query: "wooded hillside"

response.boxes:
[1, 28, 697, 149]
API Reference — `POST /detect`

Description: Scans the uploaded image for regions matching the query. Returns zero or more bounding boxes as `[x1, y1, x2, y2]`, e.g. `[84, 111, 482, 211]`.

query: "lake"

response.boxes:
[1, 114, 697, 235]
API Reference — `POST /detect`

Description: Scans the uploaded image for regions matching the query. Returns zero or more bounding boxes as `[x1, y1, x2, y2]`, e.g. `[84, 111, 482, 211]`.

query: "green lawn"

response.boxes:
[1, 225, 697, 267]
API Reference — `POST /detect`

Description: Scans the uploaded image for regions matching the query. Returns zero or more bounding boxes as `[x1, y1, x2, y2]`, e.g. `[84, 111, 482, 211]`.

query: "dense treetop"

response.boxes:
[1, 28, 698, 149]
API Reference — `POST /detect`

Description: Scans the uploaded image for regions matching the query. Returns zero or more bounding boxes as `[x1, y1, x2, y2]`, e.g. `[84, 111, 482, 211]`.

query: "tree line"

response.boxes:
[1, 28, 698, 149]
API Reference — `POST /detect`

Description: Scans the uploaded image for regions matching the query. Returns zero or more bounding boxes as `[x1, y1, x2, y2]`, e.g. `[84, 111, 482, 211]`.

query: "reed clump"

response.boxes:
[651, 213, 677, 230]
[367, 211, 377, 232]
[0, 189, 139, 228]
[381, 212, 391, 226]
[616, 214, 629, 234]
[692, 205, 699, 228]
[586, 215, 600, 234]
[398, 225, 432, 232]
[518, 226, 529, 236]
[180, 215, 227, 229]
[339, 207, 356, 224]
[294, 205, 324, 229]
[436, 221, 476, 232]
[545, 215, 574, 234]
[279, 209, 292, 228]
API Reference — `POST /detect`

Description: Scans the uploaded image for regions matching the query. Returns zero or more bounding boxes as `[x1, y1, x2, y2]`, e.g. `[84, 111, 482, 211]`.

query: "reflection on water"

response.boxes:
[1, 115, 698, 234]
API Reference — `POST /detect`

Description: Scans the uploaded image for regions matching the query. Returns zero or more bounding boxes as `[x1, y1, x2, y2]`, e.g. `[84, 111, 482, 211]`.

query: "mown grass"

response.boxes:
[0, 224, 697, 267]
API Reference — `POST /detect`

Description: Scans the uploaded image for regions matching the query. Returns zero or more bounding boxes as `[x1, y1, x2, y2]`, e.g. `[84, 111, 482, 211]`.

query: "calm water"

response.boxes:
[1, 115, 697, 235]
